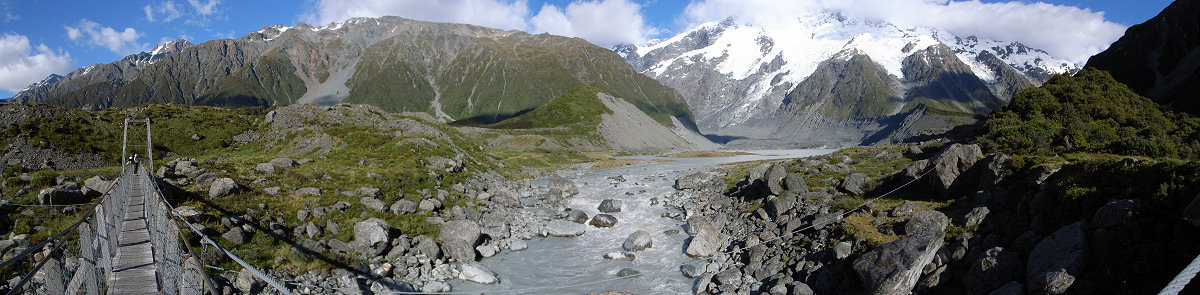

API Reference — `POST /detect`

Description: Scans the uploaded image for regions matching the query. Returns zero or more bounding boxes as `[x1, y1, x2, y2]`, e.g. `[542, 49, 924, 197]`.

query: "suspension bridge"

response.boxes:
[0, 118, 288, 295]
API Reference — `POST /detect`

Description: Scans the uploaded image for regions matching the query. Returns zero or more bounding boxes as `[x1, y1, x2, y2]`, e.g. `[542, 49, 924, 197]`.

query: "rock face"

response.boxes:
[208, 178, 241, 198]
[853, 211, 948, 295]
[685, 226, 725, 257]
[546, 220, 586, 237]
[352, 218, 392, 257]
[929, 143, 982, 196]
[1026, 222, 1087, 294]
[622, 230, 653, 251]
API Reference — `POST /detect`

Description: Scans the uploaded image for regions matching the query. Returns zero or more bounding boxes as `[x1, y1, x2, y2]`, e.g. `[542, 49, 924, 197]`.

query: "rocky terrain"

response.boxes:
[665, 142, 1200, 294]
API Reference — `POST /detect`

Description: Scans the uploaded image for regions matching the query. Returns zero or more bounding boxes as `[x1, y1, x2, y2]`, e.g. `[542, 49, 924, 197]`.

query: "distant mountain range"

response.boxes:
[7, 16, 693, 131]
[617, 12, 1079, 144]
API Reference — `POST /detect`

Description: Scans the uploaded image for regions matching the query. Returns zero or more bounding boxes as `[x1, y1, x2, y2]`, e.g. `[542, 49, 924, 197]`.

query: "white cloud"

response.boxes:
[65, 19, 145, 55]
[0, 34, 73, 93]
[530, 0, 654, 47]
[307, 0, 530, 31]
[144, 1, 183, 23]
[187, 0, 219, 16]
[682, 0, 1126, 63]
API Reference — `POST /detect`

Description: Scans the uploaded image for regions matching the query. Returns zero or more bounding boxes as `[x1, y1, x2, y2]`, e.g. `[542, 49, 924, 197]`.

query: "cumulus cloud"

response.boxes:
[65, 19, 145, 54]
[530, 0, 655, 47]
[0, 34, 74, 93]
[682, 0, 1126, 63]
[144, 1, 183, 23]
[306, 0, 531, 31]
[306, 0, 655, 47]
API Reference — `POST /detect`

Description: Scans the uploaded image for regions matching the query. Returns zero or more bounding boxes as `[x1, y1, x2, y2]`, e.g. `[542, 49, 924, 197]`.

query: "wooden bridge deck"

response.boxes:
[107, 171, 159, 294]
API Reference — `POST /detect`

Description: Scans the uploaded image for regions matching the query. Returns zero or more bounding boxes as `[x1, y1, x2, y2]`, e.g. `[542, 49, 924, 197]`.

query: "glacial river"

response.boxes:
[452, 149, 837, 294]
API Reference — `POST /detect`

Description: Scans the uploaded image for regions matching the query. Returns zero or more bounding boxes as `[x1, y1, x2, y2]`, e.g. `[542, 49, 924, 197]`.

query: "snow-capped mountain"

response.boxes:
[8, 39, 193, 105]
[620, 11, 1079, 143]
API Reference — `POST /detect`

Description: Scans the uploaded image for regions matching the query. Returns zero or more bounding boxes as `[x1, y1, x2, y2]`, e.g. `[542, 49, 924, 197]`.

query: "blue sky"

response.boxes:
[0, 0, 1176, 97]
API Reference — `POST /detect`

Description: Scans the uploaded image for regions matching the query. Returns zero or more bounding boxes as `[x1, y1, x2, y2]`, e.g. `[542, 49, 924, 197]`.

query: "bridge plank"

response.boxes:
[107, 174, 160, 294]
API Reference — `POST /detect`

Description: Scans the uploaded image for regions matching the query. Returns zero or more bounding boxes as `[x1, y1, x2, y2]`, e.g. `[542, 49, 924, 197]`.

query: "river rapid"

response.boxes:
[452, 149, 837, 294]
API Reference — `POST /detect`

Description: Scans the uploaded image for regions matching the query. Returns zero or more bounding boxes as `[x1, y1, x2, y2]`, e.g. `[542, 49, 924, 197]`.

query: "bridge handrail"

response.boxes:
[143, 164, 292, 294]
[0, 168, 125, 294]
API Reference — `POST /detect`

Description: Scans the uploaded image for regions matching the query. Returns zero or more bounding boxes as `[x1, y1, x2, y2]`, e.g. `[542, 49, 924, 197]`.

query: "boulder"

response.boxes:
[352, 218, 392, 257]
[418, 199, 442, 212]
[442, 239, 476, 262]
[359, 197, 387, 212]
[622, 230, 653, 251]
[222, 227, 250, 245]
[390, 199, 417, 215]
[547, 174, 578, 197]
[567, 210, 589, 224]
[685, 226, 725, 257]
[1026, 222, 1087, 294]
[413, 236, 440, 259]
[1092, 199, 1135, 228]
[784, 174, 807, 193]
[546, 220, 586, 237]
[929, 143, 983, 196]
[36, 187, 86, 206]
[234, 268, 265, 293]
[295, 187, 321, 196]
[965, 247, 1020, 295]
[765, 164, 788, 195]
[589, 214, 618, 228]
[853, 231, 945, 295]
[1186, 193, 1200, 227]
[674, 172, 711, 190]
[905, 210, 949, 235]
[841, 173, 868, 195]
[598, 199, 622, 213]
[439, 220, 482, 246]
[459, 262, 500, 284]
[208, 178, 241, 198]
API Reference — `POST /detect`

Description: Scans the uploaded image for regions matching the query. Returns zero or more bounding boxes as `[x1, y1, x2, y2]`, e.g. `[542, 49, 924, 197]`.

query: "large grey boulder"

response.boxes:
[440, 220, 482, 246]
[841, 173, 868, 195]
[685, 226, 725, 257]
[674, 172, 711, 190]
[546, 220, 586, 237]
[352, 218, 392, 257]
[37, 187, 86, 206]
[965, 247, 1020, 295]
[359, 197, 387, 212]
[598, 199, 622, 213]
[547, 174, 578, 197]
[764, 164, 788, 195]
[82, 176, 111, 197]
[905, 210, 950, 235]
[208, 178, 242, 198]
[442, 239, 476, 262]
[622, 230, 653, 251]
[929, 143, 983, 196]
[589, 214, 618, 228]
[852, 231, 945, 295]
[222, 227, 251, 245]
[1026, 222, 1087, 294]
[390, 199, 417, 215]
[458, 262, 500, 284]
[234, 268, 265, 294]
